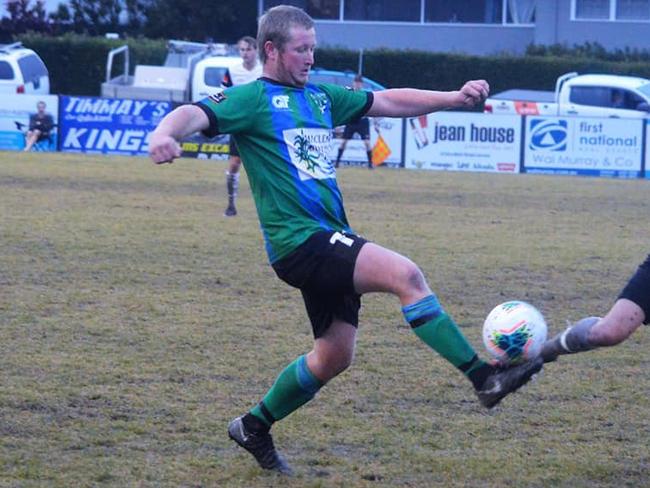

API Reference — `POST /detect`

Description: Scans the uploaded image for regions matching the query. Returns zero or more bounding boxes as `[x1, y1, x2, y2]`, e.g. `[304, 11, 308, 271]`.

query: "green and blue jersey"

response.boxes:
[196, 77, 372, 262]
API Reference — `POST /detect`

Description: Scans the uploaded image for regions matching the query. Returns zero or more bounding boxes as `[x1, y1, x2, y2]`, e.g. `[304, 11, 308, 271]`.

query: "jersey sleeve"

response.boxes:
[194, 83, 259, 138]
[319, 84, 374, 128]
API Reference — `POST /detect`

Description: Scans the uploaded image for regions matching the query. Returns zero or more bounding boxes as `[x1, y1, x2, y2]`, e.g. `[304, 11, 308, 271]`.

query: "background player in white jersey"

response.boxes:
[222, 36, 263, 217]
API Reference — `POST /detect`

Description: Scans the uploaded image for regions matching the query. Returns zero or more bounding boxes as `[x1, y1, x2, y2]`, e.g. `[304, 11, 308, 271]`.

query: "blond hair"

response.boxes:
[257, 5, 314, 64]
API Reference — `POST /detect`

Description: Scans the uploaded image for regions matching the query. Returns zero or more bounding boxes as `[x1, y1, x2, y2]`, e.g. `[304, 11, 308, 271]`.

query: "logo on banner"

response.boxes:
[529, 119, 567, 151]
[59, 96, 173, 155]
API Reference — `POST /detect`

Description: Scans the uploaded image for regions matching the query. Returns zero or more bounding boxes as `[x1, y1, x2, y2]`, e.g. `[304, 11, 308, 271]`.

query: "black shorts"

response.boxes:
[618, 253, 650, 324]
[343, 118, 370, 140]
[272, 230, 368, 338]
[229, 135, 239, 157]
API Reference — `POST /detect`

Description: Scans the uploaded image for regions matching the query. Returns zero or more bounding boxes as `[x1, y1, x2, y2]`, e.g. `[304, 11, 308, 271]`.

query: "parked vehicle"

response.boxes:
[101, 39, 387, 104]
[308, 68, 386, 91]
[101, 40, 240, 103]
[0, 42, 50, 94]
[484, 72, 650, 118]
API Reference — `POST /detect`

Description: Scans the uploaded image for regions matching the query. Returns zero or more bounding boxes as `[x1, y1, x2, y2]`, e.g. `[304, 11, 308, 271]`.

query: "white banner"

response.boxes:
[404, 112, 521, 173]
[329, 117, 403, 167]
[524, 116, 643, 178]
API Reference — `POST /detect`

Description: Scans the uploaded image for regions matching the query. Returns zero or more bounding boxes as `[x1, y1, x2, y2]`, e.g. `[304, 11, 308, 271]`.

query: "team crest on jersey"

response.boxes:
[309, 93, 328, 114]
[208, 92, 227, 104]
[283, 128, 334, 181]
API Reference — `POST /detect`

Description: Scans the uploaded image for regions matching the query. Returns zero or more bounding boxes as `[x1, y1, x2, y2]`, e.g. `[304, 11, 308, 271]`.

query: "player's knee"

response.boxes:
[330, 346, 354, 375]
[400, 260, 428, 295]
[314, 346, 354, 380]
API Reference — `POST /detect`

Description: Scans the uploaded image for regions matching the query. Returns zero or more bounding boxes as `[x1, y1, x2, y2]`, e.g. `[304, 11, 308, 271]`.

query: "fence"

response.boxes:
[3, 93, 648, 179]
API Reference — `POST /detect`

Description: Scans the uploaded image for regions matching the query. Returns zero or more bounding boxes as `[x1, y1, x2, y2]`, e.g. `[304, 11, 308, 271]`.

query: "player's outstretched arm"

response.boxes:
[149, 105, 209, 164]
[367, 80, 489, 118]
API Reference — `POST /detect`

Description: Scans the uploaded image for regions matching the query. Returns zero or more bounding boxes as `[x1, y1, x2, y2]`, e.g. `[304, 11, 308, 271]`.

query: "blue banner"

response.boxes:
[59, 96, 173, 156]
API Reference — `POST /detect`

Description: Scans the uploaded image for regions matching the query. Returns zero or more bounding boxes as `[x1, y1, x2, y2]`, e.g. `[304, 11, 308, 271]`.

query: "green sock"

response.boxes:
[403, 295, 491, 388]
[250, 354, 323, 427]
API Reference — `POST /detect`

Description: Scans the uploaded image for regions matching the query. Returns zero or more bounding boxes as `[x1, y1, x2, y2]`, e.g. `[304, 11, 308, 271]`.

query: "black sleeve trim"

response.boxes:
[348, 91, 374, 124]
[193, 102, 220, 138]
[360, 91, 374, 118]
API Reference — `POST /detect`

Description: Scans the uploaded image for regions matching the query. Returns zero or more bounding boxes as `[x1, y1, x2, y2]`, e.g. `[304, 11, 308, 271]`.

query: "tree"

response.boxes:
[2, 0, 258, 41]
[0, 0, 51, 39]
[142, 0, 257, 42]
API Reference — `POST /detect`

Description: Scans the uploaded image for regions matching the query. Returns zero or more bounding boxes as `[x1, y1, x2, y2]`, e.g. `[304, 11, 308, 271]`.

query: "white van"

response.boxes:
[102, 41, 241, 103]
[191, 55, 242, 102]
[0, 43, 50, 95]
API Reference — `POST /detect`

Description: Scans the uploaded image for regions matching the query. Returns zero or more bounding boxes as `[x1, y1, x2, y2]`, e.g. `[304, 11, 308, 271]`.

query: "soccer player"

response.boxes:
[542, 254, 649, 362]
[221, 36, 263, 217]
[149, 5, 543, 475]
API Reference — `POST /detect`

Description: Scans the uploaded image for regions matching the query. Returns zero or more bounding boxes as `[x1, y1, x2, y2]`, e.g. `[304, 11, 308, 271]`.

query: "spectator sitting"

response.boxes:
[23, 100, 54, 152]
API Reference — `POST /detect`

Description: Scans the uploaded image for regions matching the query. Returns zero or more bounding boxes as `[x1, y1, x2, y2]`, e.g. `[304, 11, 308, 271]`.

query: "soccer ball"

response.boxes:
[482, 301, 548, 364]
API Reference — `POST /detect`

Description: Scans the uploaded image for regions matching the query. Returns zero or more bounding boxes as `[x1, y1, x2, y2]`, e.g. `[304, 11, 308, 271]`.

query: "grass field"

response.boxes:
[2, 152, 650, 487]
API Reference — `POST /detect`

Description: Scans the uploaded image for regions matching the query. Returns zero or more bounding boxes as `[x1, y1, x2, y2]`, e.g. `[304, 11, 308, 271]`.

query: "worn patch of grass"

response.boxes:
[1, 152, 649, 487]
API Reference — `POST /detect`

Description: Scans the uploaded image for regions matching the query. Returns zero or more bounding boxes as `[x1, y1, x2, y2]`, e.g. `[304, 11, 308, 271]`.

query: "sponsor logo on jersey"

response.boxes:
[272, 95, 290, 109]
[208, 93, 227, 104]
[283, 128, 334, 181]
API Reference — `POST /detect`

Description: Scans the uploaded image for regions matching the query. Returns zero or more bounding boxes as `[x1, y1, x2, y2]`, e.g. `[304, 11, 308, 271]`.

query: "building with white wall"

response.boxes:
[257, 1, 650, 55]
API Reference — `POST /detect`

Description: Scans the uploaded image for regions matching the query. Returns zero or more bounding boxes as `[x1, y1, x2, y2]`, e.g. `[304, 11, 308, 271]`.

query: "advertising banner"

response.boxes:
[330, 117, 404, 168]
[404, 112, 521, 173]
[180, 132, 231, 160]
[523, 116, 643, 178]
[0, 94, 59, 151]
[59, 96, 173, 156]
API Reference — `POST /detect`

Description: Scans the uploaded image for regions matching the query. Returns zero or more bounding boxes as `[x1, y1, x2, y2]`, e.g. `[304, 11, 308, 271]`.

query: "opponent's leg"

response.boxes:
[542, 255, 650, 362]
[542, 300, 644, 362]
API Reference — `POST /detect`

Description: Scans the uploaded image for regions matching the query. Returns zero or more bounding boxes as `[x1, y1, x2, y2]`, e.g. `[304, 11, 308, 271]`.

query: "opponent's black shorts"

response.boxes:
[228, 135, 239, 157]
[343, 118, 370, 140]
[272, 230, 368, 338]
[618, 253, 650, 324]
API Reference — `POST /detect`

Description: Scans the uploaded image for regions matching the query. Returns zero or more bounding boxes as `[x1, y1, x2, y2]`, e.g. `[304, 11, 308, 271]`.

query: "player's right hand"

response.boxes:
[148, 133, 182, 164]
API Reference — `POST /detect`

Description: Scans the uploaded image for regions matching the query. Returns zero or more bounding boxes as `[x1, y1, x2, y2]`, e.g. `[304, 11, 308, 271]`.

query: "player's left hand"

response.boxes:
[457, 80, 490, 108]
